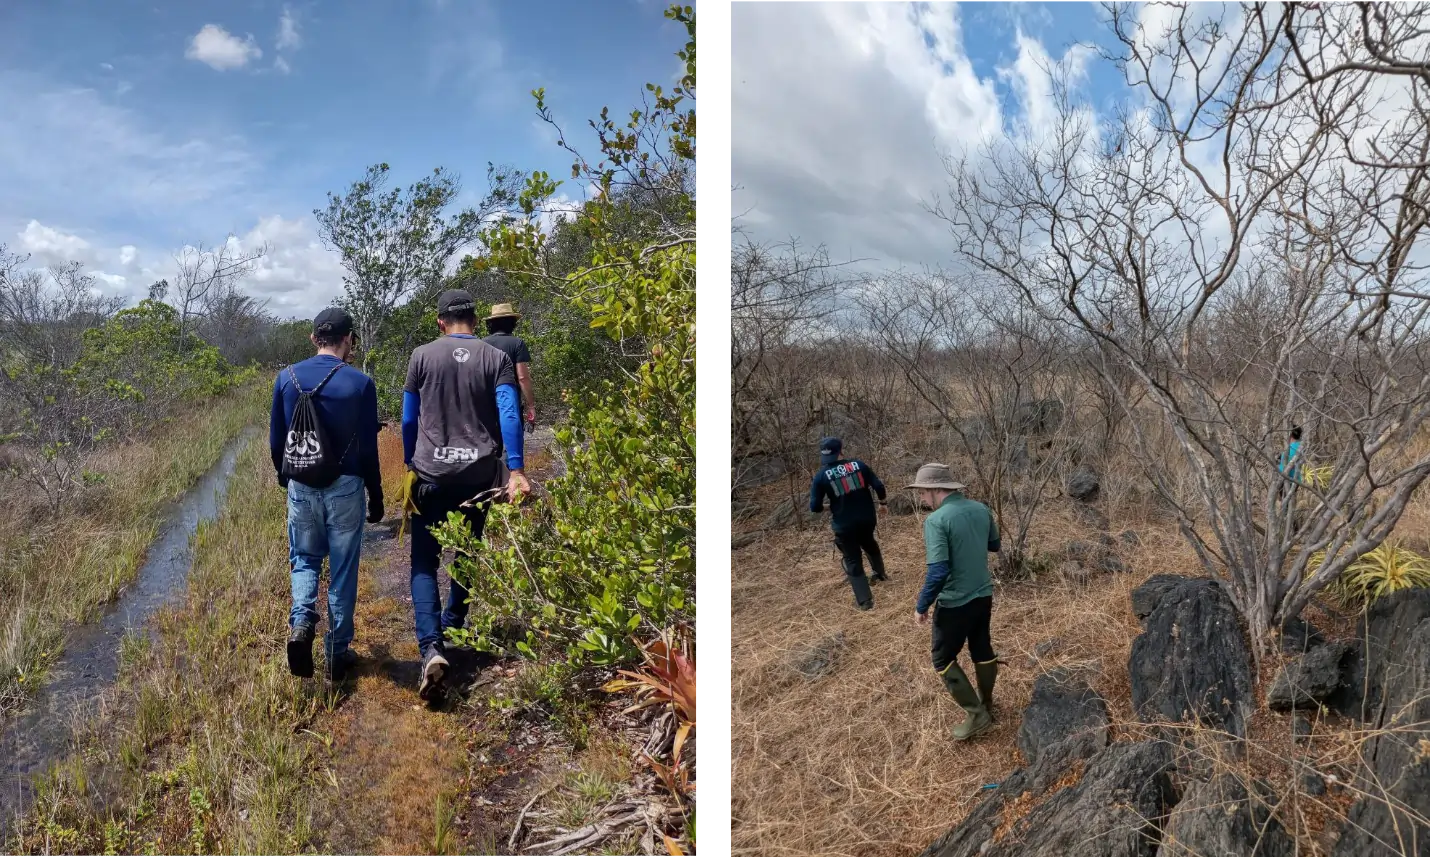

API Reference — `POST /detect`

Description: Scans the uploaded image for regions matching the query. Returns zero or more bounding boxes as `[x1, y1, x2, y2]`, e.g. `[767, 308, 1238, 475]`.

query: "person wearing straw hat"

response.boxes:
[907, 463, 1001, 740]
[482, 302, 537, 428]
[809, 437, 888, 610]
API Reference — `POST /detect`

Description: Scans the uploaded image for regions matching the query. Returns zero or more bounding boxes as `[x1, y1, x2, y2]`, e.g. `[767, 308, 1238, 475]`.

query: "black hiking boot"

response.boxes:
[287, 622, 315, 678]
[419, 645, 449, 701]
[329, 649, 358, 682]
[847, 575, 874, 610]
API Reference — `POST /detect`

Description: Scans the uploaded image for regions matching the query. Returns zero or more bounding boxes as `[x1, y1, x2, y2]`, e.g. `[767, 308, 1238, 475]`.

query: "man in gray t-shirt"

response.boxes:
[400, 288, 528, 699]
[405, 329, 515, 486]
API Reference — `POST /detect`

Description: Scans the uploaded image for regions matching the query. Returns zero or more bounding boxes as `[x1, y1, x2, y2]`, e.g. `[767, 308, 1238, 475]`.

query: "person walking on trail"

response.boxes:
[270, 307, 383, 682]
[1278, 426, 1304, 495]
[401, 288, 529, 700]
[908, 463, 1000, 741]
[482, 302, 537, 429]
[809, 437, 888, 611]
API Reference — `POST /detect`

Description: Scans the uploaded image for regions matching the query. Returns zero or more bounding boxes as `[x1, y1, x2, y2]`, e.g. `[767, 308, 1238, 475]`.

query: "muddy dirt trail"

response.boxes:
[307, 428, 561, 854]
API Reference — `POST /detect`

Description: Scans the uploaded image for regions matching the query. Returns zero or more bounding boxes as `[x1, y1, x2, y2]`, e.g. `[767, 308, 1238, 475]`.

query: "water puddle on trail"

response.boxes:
[0, 427, 259, 833]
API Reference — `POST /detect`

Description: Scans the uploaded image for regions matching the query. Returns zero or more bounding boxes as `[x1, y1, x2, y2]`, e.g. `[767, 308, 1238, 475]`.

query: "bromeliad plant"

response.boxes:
[1303, 465, 1334, 492]
[604, 628, 696, 821]
[1309, 540, 1430, 608]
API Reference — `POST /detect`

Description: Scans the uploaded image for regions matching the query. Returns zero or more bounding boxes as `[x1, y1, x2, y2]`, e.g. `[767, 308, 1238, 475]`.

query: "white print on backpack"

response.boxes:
[285, 430, 324, 466]
[452, 347, 471, 363]
[433, 446, 482, 462]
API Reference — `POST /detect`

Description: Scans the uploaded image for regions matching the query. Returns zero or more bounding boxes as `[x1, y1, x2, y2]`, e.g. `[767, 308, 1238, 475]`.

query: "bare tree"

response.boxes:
[860, 271, 1084, 577]
[0, 248, 127, 508]
[930, 1, 1430, 660]
[0, 250, 123, 370]
[169, 240, 268, 353]
[731, 229, 849, 515]
[196, 278, 276, 365]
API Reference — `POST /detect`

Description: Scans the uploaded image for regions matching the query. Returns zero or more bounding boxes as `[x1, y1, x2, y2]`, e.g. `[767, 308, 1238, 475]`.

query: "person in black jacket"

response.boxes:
[809, 437, 888, 610]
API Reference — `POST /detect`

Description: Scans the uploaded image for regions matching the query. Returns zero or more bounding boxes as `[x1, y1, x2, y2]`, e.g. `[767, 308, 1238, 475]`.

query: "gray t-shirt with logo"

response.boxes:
[404, 334, 516, 485]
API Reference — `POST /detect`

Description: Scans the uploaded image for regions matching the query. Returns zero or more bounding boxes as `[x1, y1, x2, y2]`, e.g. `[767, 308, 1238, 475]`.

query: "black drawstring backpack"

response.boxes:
[280, 363, 352, 488]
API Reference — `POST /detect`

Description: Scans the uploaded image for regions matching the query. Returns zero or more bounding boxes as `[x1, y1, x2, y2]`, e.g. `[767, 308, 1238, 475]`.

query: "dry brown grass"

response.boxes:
[732, 477, 1421, 857]
[378, 427, 406, 502]
[732, 494, 1160, 857]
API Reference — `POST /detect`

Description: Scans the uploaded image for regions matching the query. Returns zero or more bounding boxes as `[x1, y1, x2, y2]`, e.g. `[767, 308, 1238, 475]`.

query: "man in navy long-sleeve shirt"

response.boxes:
[269, 307, 382, 681]
[401, 288, 527, 699]
[809, 437, 888, 610]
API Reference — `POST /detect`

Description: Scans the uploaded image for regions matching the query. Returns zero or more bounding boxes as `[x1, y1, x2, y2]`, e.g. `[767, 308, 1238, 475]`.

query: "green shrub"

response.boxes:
[1, 299, 250, 507]
[437, 4, 695, 668]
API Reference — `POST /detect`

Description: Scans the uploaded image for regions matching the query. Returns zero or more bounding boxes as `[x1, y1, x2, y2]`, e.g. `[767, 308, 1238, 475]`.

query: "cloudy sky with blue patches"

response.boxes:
[0, 0, 684, 317]
[733, 1, 1129, 270]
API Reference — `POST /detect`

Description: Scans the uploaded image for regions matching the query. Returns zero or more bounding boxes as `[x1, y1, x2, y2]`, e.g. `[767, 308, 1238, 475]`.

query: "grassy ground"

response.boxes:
[11, 425, 680, 855]
[0, 382, 266, 723]
[731, 480, 1412, 857]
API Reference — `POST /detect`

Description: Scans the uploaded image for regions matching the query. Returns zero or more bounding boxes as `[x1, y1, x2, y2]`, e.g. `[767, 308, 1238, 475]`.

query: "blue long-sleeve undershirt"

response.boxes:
[400, 385, 524, 470]
[915, 537, 1001, 615]
[402, 390, 421, 465]
[917, 562, 950, 615]
[495, 384, 524, 470]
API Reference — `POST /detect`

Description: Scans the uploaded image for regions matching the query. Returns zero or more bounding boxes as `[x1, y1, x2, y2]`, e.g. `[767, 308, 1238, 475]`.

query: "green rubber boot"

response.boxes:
[974, 659, 999, 720]
[940, 662, 993, 741]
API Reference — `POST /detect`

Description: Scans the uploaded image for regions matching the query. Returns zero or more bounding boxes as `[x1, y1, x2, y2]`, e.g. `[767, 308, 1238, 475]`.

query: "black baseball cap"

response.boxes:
[819, 437, 843, 466]
[437, 289, 476, 316]
[312, 307, 355, 339]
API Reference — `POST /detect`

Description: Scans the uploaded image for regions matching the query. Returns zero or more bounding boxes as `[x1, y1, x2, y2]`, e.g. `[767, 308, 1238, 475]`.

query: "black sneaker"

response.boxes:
[329, 649, 358, 682]
[418, 645, 449, 700]
[287, 623, 315, 678]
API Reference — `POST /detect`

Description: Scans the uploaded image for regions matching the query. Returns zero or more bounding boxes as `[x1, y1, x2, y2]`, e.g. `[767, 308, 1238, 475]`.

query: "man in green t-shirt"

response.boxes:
[907, 463, 1001, 741]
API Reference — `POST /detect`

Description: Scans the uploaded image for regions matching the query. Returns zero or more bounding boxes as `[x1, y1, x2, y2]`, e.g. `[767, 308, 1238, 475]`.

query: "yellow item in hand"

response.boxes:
[397, 469, 421, 543]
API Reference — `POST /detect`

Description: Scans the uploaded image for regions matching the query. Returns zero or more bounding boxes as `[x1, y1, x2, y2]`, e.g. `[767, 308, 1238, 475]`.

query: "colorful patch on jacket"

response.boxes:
[825, 461, 867, 498]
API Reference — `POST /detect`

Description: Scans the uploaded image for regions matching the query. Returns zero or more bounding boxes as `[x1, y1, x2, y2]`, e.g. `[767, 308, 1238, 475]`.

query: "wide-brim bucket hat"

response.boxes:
[906, 462, 967, 491]
[486, 302, 521, 321]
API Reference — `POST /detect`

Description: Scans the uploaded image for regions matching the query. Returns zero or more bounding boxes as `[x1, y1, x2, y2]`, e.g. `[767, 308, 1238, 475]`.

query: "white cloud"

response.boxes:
[0, 70, 259, 231]
[277, 7, 301, 51]
[18, 219, 90, 263]
[99, 62, 113, 72]
[185, 24, 262, 71]
[732, 2, 1003, 268]
[223, 215, 345, 317]
[274, 56, 291, 75]
[535, 194, 582, 234]
[12, 216, 342, 318]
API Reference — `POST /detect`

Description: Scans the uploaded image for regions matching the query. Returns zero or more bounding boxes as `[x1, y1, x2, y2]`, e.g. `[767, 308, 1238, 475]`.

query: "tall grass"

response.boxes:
[0, 382, 267, 721]
[14, 435, 328, 854]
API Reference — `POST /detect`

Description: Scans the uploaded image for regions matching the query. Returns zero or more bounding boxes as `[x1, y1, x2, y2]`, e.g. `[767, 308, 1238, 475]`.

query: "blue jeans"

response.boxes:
[410, 481, 489, 652]
[287, 474, 365, 658]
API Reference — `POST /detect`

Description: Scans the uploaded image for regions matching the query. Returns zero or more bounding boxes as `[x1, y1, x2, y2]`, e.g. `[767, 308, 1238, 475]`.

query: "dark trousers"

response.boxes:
[834, 522, 885, 579]
[410, 481, 490, 652]
[931, 595, 995, 672]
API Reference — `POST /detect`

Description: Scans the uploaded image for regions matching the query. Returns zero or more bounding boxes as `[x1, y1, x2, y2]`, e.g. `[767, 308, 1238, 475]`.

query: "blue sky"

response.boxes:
[0, 0, 685, 317]
[733, 2, 1132, 269]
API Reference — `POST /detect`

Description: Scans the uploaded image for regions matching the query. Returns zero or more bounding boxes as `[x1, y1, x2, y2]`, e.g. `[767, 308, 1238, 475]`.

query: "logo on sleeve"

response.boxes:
[452, 347, 471, 363]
